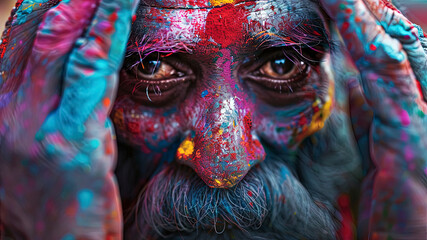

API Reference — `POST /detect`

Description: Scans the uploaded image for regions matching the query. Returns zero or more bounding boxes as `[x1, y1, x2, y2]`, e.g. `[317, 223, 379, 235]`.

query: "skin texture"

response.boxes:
[0, 0, 426, 240]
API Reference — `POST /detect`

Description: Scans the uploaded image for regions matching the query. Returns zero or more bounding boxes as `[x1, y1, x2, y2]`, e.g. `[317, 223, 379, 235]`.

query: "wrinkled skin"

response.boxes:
[0, 0, 427, 240]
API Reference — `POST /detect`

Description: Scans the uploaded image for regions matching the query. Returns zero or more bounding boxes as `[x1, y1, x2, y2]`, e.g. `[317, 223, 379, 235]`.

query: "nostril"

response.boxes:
[185, 149, 254, 188]
[205, 169, 249, 188]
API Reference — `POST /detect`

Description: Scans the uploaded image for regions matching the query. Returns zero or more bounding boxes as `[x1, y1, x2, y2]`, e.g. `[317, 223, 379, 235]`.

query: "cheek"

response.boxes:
[253, 59, 334, 150]
[111, 96, 182, 153]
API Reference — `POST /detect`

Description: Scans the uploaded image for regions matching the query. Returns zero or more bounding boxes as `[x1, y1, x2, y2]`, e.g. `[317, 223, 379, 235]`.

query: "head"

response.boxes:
[112, 0, 338, 238]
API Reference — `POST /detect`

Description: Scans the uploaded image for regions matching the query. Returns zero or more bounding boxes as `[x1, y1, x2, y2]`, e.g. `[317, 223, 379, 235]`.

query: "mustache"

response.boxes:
[126, 153, 340, 240]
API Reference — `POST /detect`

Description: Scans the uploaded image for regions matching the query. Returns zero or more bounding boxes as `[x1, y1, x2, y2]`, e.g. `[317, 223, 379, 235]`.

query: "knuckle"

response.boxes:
[361, 33, 407, 66]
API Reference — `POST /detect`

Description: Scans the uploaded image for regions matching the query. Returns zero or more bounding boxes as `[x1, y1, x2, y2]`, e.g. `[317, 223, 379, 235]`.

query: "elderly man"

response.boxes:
[0, 0, 426, 239]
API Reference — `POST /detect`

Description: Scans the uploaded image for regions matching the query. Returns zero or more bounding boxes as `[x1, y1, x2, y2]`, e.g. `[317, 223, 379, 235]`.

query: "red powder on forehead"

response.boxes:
[203, 4, 248, 47]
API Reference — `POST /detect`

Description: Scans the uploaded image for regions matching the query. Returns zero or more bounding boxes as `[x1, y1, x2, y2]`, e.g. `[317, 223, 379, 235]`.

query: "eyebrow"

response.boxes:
[248, 15, 329, 51]
[126, 11, 329, 58]
[126, 35, 195, 60]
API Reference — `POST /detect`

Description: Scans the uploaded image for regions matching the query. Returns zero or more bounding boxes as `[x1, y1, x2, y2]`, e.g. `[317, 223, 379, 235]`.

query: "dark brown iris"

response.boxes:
[139, 59, 161, 75]
[119, 54, 194, 107]
[271, 58, 293, 75]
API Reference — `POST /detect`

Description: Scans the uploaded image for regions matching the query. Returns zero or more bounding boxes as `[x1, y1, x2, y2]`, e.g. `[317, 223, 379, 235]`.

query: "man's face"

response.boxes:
[112, 0, 332, 188]
[111, 0, 338, 237]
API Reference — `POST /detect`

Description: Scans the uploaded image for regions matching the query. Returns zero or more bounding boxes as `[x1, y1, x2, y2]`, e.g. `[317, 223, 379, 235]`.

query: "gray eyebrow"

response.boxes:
[248, 15, 329, 51]
[126, 35, 195, 59]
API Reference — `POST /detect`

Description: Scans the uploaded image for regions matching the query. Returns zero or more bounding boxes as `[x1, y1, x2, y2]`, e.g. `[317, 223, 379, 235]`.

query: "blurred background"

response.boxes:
[397, 0, 427, 30]
[1, 0, 427, 37]
[0, 0, 15, 34]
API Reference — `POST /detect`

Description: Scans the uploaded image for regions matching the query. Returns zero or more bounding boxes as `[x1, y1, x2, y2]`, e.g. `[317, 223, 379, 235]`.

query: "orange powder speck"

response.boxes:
[105, 143, 113, 155]
[177, 138, 195, 159]
[209, 0, 235, 6]
[103, 98, 111, 107]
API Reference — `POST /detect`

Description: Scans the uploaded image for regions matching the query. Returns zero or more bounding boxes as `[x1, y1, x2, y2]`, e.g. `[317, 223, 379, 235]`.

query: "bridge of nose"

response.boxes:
[176, 49, 265, 188]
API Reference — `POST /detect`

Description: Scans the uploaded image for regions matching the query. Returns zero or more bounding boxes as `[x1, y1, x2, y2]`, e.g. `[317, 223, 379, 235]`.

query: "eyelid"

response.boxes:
[125, 53, 195, 82]
[125, 51, 187, 70]
[252, 63, 309, 82]
[137, 61, 178, 80]
[239, 48, 299, 77]
[242, 43, 326, 73]
[258, 60, 303, 79]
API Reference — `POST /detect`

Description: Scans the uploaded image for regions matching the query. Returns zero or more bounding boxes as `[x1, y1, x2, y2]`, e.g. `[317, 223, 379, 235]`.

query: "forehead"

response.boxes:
[141, 0, 251, 8]
[131, 0, 324, 52]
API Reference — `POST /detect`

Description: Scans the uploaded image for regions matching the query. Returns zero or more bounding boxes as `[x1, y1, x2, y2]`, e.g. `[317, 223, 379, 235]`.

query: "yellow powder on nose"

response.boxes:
[209, 0, 235, 6]
[177, 138, 195, 157]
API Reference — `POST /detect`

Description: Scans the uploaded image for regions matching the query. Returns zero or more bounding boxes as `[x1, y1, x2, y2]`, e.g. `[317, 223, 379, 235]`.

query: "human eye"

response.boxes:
[241, 46, 326, 106]
[257, 55, 308, 79]
[131, 55, 185, 80]
[120, 53, 195, 107]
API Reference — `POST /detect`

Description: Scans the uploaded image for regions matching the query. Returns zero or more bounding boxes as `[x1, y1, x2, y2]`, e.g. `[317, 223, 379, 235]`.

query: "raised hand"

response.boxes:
[0, 0, 137, 239]
[319, 0, 427, 238]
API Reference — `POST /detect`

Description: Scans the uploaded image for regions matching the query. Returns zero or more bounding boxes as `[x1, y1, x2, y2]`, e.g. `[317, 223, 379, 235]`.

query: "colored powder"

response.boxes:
[209, 0, 235, 6]
[177, 138, 195, 158]
[204, 4, 247, 47]
[399, 109, 410, 126]
[61, 234, 75, 240]
[77, 189, 94, 211]
[201, 90, 209, 98]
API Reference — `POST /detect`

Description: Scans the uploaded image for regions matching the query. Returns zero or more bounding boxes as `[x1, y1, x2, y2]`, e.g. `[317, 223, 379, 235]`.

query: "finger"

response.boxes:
[362, 0, 418, 43]
[42, 1, 137, 236]
[320, 0, 400, 64]
[320, 0, 424, 123]
[25, 0, 101, 95]
[419, 25, 427, 53]
[1, 0, 101, 149]
[2, 0, 98, 92]
[362, 0, 427, 102]
[54, 0, 138, 141]
[0, 0, 60, 88]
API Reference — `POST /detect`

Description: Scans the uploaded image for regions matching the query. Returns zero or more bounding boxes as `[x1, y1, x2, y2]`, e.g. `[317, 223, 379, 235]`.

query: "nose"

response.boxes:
[176, 93, 265, 188]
